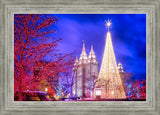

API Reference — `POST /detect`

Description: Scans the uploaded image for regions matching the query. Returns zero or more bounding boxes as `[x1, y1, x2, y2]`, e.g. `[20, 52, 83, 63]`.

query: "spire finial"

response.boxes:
[75, 56, 78, 62]
[91, 44, 93, 52]
[105, 19, 112, 31]
[118, 58, 121, 64]
[82, 40, 85, 52]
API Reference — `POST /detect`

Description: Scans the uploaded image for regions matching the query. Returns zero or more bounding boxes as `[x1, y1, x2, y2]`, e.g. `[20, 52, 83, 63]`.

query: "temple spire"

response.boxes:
[88, 44, 97, 63]
[118, 59, 124, 73]
[91, 44, 93, 52]
[82, 40, 86, 53]
[74, 56, 79, 66]
[75, 56, 78, 62]
[79, 40, 88, 63]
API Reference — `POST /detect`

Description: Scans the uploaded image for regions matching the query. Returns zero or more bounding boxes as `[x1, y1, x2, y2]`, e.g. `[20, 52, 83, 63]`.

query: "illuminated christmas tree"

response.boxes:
[94, 19, 126, 99]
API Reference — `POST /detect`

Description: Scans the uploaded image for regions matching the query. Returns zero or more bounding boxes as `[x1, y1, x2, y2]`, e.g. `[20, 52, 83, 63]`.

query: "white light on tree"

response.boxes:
[111, 91, 114, 95]
[45, 88, 48, 92]
[107, 21, 111, 27]
[95, 19, 126, 99]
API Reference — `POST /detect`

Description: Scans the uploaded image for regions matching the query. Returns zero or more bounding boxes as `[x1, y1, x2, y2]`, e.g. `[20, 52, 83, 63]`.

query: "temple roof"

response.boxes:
[74, 41, 98, 65]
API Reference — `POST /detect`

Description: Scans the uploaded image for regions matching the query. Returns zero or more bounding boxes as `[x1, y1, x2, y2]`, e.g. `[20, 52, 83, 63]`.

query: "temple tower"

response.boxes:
[72, 41, 98, 98]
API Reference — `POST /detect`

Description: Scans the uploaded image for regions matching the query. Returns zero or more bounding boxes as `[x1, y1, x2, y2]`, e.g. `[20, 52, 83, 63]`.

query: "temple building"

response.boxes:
[72, 41, 98, 98]
[72, 20, 126, 99]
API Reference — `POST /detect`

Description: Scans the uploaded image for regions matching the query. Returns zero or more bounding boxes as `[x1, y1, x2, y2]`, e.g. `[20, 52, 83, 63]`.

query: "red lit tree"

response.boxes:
[126, 79, 146, 99]
[139, 79, 146, 99]
[123, 72, 133, 94]
[14, 14, 75, 101]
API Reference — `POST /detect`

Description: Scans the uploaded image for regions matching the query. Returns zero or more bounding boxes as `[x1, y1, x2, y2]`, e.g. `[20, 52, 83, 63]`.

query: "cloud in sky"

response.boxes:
[51, 14, 146, 80]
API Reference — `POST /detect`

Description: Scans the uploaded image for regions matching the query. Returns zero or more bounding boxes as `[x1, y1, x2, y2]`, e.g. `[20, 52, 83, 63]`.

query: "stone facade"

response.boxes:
[72, 41, 98, 98]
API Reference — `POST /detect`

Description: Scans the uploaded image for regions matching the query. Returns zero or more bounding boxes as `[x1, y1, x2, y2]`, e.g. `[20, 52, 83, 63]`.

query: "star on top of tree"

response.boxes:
[105, 19, 112, 31]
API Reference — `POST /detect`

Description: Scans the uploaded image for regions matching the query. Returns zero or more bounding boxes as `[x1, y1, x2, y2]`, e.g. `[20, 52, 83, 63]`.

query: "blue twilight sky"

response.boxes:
[50, 14, 146, 80]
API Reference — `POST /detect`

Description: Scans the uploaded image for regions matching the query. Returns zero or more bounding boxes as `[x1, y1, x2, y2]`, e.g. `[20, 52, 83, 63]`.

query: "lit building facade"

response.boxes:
[72, 41, 98, 98]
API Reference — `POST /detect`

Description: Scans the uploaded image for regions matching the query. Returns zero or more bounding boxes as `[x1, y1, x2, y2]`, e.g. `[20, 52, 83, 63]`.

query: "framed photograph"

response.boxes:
[13, 14, 146, 101]
[0, 0, 160, 115]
